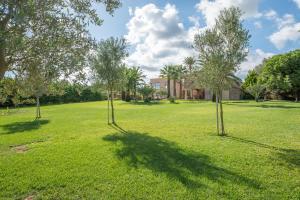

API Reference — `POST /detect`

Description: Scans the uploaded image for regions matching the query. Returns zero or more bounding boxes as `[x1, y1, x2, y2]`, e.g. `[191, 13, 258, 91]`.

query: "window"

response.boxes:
[153, 83, 160, 89]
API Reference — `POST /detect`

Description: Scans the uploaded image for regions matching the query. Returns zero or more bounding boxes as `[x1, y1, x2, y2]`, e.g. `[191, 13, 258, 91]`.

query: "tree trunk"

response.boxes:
[295, 91, 299, 102]
[219, 92, 225, 136]
[173, 79, 176, 98]
[36, 96, 41, 119]
[0, 49, 8, 80]
[110, 90, 115, 124]
[179, 80, 182, 99]
[215, 93, 220, 135]
[107, 90, 110, 124]
[167, 78, 170, 98]
[134, 85, 137, 100]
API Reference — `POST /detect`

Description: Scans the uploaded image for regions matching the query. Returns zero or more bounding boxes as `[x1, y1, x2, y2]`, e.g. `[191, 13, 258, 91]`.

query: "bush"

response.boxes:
[169, 96, 176, 103]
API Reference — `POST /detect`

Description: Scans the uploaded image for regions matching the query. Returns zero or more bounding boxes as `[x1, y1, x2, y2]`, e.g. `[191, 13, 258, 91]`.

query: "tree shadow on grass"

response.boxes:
[0, 120, 50, 135]
[223, 103, 300, 109]
[104, 125, 261, 189]
[129, 101, 164, 106]
[225, 136, 300, 168]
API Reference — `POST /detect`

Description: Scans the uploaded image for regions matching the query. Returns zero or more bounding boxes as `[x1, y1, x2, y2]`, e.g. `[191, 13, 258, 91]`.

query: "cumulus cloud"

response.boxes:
[293, 0, 300, 9]
[264, 11, 300, 49]
[237, 49, 274, 79]
[125, 4, 198, 78]
[269, 23, 300, 49]
[195, 0, 261, 27]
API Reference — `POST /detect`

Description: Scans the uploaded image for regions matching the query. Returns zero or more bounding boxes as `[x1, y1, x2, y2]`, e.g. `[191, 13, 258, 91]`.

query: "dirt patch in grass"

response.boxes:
[24, 195, 34, 200]
[12, 145, 29, 153]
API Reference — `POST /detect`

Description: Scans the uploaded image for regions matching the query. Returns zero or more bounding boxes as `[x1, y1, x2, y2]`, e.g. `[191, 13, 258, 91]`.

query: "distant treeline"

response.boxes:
[0, 81, 105, 107]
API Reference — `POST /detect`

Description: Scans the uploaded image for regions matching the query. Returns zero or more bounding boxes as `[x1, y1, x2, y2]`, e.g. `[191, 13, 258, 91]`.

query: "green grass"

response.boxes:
[0, 100, 299, 199]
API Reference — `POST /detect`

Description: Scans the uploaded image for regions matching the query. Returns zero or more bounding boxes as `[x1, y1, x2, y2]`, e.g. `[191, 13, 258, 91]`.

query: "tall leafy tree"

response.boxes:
[194, 7, 250, 136]
[90, 37, 127, 124]
[259, 50, 300, 101]
[160, 65, 173, 98]
[0, 0, 121, 79]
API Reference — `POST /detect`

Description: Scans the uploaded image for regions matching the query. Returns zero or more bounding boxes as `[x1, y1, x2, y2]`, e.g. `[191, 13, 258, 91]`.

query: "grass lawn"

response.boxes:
[0, 100, 299, 199]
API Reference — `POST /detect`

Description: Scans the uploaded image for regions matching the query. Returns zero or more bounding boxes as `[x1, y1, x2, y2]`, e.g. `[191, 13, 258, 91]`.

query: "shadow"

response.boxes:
[0, 120, 50, 135]
[103, 130, 260, 189]
[225, 136, 300, 168]
[223, 102, 300, 109]
[129, 101, 163, 106]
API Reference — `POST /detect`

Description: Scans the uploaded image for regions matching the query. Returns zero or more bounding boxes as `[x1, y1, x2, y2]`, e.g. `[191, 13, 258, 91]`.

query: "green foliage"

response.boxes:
[184, 57, 196, 71]
[259, 50, 300, 100]
[168, 96, 176, 103]
[138, 85, 155, 102]
[91, 37, 127, 92]
[0, 0, 121, 79]
[123, 66, 145, 101]
[0, 77, 23, 107]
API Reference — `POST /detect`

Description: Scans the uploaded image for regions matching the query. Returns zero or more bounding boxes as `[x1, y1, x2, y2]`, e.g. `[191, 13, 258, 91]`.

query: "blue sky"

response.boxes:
[89, 0, 300, 79]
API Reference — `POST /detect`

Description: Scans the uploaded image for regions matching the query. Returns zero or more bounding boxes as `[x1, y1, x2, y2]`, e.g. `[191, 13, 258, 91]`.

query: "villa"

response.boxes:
[150, 77, 242, 100]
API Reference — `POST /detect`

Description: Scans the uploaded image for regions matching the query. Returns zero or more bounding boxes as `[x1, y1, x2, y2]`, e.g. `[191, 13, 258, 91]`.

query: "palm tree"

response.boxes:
[131, 66, 145, 100]
[160, 65, 173, 98]
[123, 66, 145, 101]
[184, 57, 196, 71]
[170, 66, 179, 98]
[184, 57, 196, 99]
[175, 65, 187, 99]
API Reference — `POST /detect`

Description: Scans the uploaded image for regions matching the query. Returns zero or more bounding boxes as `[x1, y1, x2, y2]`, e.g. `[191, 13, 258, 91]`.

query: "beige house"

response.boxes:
[150, 78, 241, 100]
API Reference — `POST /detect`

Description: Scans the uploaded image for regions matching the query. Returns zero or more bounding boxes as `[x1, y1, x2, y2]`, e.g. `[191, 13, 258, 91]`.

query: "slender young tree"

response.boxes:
[90, 37, 127, 124]
[194, 7, 250, 136]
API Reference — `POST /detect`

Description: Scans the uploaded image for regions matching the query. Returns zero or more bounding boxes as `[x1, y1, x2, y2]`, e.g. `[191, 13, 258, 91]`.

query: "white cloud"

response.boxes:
[264, 9, 277, 19]
[238, 49, 274, 79]
[128, 7, 133, 16]
[293, 0, 300, 9]
[196, 0, 261, 27]
[269, 23, 300, 49]
[264, 11, 300, 49]
[254, 21, 262, 29]
[125, 4, 199, 78]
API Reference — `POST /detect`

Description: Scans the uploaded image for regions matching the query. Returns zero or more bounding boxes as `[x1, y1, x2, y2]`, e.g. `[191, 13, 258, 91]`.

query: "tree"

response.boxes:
[0, 0, 121, 79]
[138, 85, 155, 103]
[19, 65, 53, 119]
[123, 66, 145, 101]
[184, 57, 196, 99]
[176, 65, 187, 99]
[170, 65, 179, 98]
[194, 7, 250, 136]
[242, 69, 265, 101]
[259, 50, 300, 101]
[160, 65, 173, 98]
[90, 37, 127, 124]
[246, 83, 265, 102]
[0, 77, 22, 108]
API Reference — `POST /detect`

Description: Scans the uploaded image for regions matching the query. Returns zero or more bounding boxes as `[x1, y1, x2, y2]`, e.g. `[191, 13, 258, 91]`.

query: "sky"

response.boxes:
[89, 0, 300, 79]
